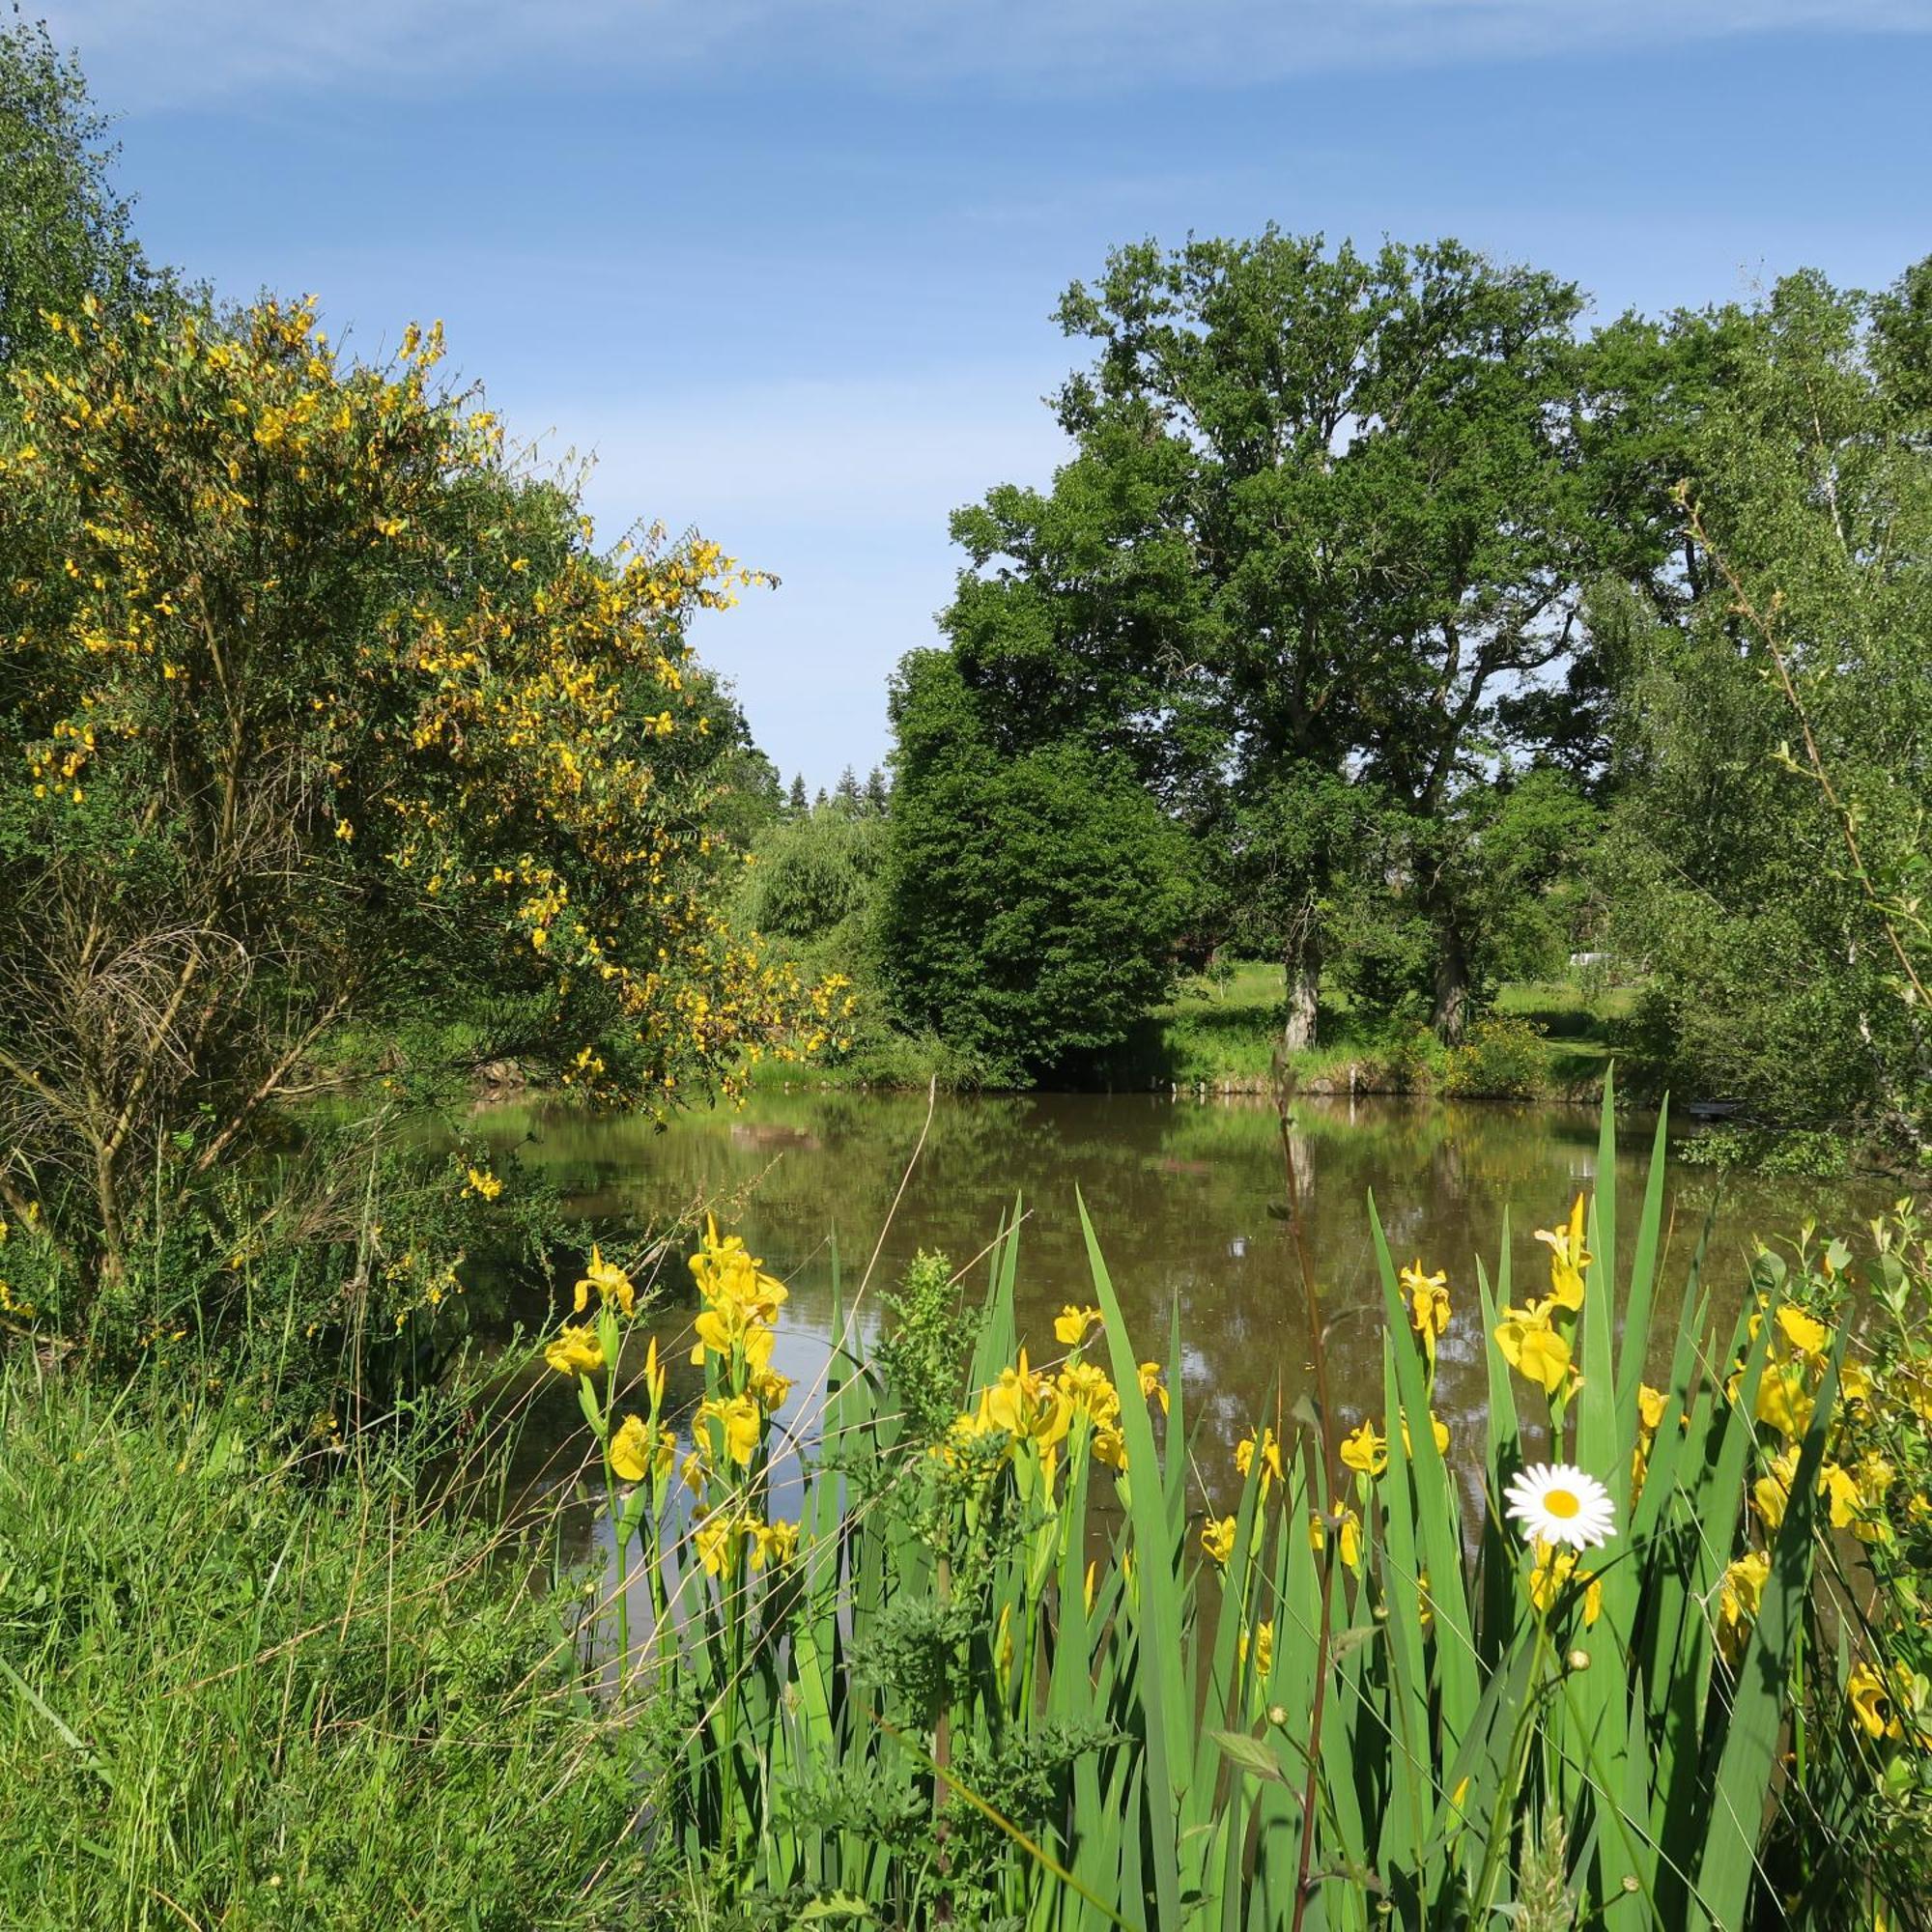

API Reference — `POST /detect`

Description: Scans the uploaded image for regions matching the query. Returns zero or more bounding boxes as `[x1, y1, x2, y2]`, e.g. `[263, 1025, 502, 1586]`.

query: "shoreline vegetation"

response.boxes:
[10, 1095, 1932, 1926]
[741, 966, 1631, 1103]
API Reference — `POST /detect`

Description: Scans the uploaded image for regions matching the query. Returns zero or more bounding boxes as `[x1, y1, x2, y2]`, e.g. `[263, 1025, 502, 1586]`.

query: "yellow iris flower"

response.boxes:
[1718, 1549, 1769, 1662]
[1399, 1409, 1450, 1457]
[1533, 1195, 1591, 1310]
[1337, 1507, 1362, 1572]
[1340, 1421, 1387, 1478]
[1202, 1514, 1237, 1567]
[573, 1243, 636, 1317]
[1400, 1261, 1451, 1357]
[1849, 1661, 1901, 1742]
[1776, 1304, 1830, 1362]
[1053, 1304, 1102, 1346]
[1527, 1539, 1603, 1626]
[1495, 1301, 1577, 1398]
[1138, 1360, 1169, 1414]
[1754, 1447, 1800, 1530]
[1059, 1360, 1122, 1425]
[980, 1350, 1071, 1450]
[609, 1413, 672, 1484]
[750, 1365, 792, 1412]
[1755, 1361, 1815, 1442]
[545, 1322, 605, 1377]
[1239, 1621, 1274, 1677]
[754, 1518, 799, 1568]
[1236, 1425, 1284, 1487]
[688, 1217, 786, 1323]
[698, 1393, 764, 1468]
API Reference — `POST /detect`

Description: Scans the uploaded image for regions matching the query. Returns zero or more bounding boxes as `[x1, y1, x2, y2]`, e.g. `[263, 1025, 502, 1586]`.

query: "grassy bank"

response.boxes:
[0, 1368, 668, 1928]
[755, 963, 1637, 1098]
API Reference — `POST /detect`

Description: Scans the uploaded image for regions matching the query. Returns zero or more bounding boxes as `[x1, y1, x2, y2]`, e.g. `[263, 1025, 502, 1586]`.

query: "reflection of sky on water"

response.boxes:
[483, 1090, 1889, 1583]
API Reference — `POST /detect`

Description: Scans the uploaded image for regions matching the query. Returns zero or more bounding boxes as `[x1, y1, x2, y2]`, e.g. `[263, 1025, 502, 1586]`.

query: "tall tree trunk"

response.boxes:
[1433, 925, 1470, 1045]
[1284, 925, 1320, 1053]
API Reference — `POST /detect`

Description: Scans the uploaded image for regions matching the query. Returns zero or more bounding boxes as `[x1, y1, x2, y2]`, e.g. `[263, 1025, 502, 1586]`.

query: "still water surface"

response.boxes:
[481, 1090, 1889, 1504]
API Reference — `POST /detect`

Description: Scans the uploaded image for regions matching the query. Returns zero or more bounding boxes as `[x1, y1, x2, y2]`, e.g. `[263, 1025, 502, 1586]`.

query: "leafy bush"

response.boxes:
[1680, 1122, 1854, 1178]
[1441, 1013, 1554, 1098]
[0, 293, 838, 1318]
[877, 649, 1196, 1083]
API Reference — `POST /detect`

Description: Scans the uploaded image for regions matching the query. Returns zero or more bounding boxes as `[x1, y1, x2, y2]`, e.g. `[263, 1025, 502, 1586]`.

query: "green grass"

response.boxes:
[1113, 964, 1634, 1094]
[0, 1367, 668, 1930]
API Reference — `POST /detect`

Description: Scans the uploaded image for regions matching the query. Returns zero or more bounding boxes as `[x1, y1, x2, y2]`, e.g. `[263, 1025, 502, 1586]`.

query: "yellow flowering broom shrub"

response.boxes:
[0, 295, 845, 1317]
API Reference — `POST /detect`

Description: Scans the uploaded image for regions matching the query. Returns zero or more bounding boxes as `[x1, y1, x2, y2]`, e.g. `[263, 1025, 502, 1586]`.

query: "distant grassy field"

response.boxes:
[753, 962, 1637, 1096]
[1083, 963, 1636, 1094]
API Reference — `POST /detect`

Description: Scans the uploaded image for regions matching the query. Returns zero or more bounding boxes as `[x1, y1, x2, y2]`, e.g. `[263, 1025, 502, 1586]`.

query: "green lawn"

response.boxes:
[753, 962, 1637, 1095]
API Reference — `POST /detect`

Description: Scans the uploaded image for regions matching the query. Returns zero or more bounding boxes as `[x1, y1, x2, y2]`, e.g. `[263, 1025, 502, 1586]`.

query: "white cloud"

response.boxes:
[44, 0, 1932, 112]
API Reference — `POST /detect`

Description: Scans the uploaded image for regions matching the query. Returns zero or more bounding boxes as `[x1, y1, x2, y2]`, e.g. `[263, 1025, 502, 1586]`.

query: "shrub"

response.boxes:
[0, 294, 839, 1319]
[1441, 1012, 1553, 1098]
[1680, 1122, 1854, 1178]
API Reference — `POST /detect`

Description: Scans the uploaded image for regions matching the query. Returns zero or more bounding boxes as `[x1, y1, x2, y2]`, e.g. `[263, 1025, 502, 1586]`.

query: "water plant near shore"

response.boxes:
[547, 1083, 1930, 1925]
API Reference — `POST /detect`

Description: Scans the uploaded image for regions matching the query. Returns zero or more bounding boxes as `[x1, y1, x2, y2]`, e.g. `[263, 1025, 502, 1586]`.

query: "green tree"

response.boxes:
[1597, 264, 1932, 1148]
[947, 232, 1596, 1043]
[0, 10, 155, 378]
[878, 650, 1194, 1082]
[680, 674, 783, 850]
[786, 771, 809, 816]
[0, 297, 834, 1299]
[738, 796, 886, 957]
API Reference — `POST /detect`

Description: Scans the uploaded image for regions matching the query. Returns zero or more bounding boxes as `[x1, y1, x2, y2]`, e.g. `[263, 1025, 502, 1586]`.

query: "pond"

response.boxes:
[478, 1088, 1890, 1524]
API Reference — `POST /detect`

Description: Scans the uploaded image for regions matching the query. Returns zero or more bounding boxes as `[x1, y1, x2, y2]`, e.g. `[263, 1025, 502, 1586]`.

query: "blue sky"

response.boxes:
[43, 1, 1932, 788]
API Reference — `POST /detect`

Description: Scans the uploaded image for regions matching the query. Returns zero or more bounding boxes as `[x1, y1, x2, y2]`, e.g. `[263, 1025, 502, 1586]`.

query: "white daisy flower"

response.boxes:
[1504, 1463, 1616, 1550]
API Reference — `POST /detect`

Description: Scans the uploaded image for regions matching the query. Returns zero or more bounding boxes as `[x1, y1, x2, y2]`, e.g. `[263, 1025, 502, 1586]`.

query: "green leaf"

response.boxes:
[1210, 1729, 1290, 1785]
[1697, 1332, 1844, 1927]
[1080, 1191, 1187, 1932]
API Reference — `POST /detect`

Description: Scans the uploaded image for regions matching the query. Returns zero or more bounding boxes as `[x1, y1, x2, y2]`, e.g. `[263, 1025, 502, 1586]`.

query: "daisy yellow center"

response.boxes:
[1544, 1488, 1581, 1519]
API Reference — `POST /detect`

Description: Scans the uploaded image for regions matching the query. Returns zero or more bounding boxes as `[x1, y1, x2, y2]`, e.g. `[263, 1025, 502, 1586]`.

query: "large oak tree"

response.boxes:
[946, 232, 1596, 1043]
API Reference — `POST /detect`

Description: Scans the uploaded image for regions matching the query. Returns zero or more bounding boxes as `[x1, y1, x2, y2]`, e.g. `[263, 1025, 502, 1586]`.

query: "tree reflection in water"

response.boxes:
[478, 1090, 1884, 1567]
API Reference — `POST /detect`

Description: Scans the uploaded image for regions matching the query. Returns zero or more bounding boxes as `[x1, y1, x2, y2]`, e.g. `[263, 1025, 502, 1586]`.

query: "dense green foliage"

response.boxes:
[1592, 267, 1932, 1151]
[919, 233, 1602, 1057]
[0, 12, 155, 375]
[876, 649, 1195, 1083]
[849, 231, 1929, 1144]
